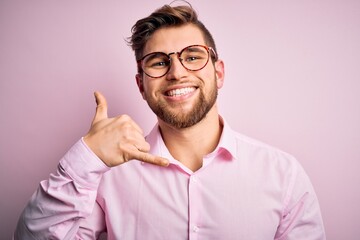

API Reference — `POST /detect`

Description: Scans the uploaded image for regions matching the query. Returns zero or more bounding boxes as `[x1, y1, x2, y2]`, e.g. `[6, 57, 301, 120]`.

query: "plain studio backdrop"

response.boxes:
[1, 0, 359, 239]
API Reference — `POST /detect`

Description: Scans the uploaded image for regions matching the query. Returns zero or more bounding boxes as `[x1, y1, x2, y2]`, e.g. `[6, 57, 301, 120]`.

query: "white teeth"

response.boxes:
[167, 87, 195, 96]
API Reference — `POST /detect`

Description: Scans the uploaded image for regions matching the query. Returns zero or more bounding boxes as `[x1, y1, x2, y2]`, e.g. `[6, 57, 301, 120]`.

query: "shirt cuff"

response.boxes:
[59, 138, 110, 189]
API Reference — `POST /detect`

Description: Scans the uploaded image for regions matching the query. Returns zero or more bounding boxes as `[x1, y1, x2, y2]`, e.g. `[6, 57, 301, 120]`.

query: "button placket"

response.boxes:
[188, 174, 201, 240]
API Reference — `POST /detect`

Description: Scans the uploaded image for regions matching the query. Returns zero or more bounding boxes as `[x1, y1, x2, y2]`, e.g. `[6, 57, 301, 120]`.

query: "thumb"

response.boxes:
[92, 91, 108, 124]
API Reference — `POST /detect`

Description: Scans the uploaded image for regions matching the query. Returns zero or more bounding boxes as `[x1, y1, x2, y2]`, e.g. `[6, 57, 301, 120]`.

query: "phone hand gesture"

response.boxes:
[84, 92, 169, 167]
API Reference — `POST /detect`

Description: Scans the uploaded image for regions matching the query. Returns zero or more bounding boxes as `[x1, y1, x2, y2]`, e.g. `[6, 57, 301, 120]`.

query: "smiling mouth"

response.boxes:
[165, 87, 197, 97]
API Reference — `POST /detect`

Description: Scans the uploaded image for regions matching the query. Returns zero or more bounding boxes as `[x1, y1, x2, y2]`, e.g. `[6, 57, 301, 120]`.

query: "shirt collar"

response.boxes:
[145, 115, 238, 162]
[215, 116, 238, 160]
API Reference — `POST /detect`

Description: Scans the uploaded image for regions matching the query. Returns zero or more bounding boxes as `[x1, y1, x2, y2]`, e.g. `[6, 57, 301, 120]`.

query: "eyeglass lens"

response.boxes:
[141, 45, 210, 78]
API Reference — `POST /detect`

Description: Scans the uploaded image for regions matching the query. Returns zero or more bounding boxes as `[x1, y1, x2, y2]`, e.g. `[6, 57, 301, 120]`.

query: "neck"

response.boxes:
[158, 106, 223, 171]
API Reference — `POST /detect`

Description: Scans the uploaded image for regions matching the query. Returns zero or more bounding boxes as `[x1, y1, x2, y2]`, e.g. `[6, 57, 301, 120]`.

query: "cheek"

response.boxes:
[143, 81, 160, 98]
[206, 71, 220, 89]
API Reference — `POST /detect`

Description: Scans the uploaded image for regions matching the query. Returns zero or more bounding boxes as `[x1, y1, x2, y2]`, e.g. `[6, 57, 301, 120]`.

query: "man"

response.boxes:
[15, 3, 326, 240]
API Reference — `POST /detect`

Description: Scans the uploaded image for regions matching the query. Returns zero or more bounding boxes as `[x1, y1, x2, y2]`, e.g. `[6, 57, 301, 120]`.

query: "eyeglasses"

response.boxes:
[137, 44, 217, 78]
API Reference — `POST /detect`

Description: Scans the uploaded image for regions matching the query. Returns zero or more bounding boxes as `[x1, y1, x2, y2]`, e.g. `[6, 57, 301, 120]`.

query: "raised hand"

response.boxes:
[83, 91, 169, 167]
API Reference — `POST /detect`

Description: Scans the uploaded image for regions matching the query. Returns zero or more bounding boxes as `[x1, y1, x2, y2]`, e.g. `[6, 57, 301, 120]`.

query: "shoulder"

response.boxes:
[230, 130, 303, 175]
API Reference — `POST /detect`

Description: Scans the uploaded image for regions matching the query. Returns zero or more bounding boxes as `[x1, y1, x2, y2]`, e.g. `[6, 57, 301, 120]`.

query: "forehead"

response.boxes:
[143, 24, 206, 55]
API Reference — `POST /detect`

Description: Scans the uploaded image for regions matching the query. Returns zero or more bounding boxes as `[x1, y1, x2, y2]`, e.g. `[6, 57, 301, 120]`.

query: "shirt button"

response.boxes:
[190, 175, 197, 183]
[192, 225, 200, 232]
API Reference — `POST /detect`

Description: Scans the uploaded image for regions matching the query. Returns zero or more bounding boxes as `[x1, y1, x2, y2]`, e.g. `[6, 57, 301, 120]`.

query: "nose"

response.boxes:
[166, 52, 188, 81]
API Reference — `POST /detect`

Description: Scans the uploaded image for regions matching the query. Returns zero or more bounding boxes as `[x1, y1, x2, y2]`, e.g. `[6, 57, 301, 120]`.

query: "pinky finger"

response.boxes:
[133, 150, 169, 167]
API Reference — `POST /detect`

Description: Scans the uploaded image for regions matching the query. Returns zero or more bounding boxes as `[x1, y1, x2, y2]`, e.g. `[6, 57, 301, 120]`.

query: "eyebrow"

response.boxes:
[142, 45, 207, 61]
[183, 46, 205, 53]
[145, 52, 168, 61]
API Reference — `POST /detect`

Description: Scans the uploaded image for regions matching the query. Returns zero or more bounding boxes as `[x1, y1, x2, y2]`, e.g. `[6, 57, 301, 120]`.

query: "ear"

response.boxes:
[214, 60, 225, 89]
[135, 73, 146, 100]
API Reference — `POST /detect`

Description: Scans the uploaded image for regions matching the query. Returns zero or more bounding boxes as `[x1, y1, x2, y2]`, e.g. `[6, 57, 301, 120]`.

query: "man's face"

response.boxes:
[136, 24, 224, 129]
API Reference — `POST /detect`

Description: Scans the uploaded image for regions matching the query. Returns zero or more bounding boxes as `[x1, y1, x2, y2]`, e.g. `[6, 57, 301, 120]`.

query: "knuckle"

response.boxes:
[119, 114, 131, 121]
[117, 142, 128, 152]
[114, 117, 133, 129]
[119, 149, 131, 163]
[142, 142, 151, 152]
[122, 122, 133, 130]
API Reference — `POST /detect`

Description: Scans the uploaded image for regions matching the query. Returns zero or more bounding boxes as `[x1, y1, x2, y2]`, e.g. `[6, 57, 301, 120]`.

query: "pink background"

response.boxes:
[1, 0, 359, 239]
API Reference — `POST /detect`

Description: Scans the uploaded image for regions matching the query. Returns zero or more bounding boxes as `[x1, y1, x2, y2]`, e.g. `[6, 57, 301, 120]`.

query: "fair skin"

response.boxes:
[84, 24, 225, 171]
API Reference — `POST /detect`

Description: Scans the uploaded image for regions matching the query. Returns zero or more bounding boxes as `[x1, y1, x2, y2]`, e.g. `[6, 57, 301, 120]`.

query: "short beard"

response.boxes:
[146, 80, 218, 129]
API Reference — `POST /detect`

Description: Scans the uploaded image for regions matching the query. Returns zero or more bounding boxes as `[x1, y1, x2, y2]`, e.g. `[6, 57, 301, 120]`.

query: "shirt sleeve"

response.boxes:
[275, 160, 326, 240]
[76, 200, 106, 239]
[14, 139, 110, 240]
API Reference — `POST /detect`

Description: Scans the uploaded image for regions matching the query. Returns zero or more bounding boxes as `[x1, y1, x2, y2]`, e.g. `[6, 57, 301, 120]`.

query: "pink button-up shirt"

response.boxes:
[15, 119, 326, 239]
